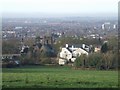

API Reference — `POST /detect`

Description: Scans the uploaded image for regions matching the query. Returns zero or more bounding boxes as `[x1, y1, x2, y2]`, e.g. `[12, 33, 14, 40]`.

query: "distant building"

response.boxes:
[59, 44, 89, 65]
[33, 35, 56, 57]
[94, 47, 101, 52]
[102, 24, 105, 30]
[2, 54, 21, 60]
[20, 45, 29, 54]
[113, 24, 117, 29]
[102, 22, 113, 30]
[2, 54, 21, 67]
[15, 27, 23, 29]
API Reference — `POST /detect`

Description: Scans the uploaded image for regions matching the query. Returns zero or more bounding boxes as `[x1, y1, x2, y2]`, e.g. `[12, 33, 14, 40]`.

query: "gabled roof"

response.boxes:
[66, 47, 72, 53]
[67, 45, 89, 53]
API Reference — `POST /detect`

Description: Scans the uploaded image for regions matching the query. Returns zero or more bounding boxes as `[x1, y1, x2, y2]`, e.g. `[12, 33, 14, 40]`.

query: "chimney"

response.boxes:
[66, 44, 68, 48]
[72, 45, 74, 48]
[82, 44, 85, 49]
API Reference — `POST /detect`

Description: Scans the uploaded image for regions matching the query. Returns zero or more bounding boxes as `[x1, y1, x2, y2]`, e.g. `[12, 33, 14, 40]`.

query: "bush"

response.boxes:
[87, 52, 118, 70]
[20, 53, 35, 65]
[74, 56, 82, 68]
[88, 53, 102, 68]
[103, 52, 118, 69]
[74, 54, 87, 68]
[40, 58, 51, 64]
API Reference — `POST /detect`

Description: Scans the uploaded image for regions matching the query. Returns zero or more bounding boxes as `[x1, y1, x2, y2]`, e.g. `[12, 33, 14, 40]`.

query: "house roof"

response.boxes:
[64, 44, 89, 53]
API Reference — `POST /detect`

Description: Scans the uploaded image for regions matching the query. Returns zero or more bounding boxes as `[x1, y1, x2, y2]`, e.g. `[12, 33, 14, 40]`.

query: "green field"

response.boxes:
[2, 65, 118, 88]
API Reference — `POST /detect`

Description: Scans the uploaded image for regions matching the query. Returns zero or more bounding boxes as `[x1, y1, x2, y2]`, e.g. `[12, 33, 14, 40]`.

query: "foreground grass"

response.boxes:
[2, 65, 118, 88]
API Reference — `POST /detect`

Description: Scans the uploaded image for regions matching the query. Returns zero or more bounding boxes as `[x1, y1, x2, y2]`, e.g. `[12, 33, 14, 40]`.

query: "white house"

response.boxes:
[59, 44, 89, 65]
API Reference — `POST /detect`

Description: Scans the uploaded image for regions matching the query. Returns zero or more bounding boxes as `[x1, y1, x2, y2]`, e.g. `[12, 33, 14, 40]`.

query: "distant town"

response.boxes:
[2, 17, 118, 69]
[2, 17, 117, 40]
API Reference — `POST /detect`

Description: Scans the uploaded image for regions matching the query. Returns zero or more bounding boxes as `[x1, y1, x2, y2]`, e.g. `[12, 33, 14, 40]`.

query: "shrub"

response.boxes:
[87, 52, 118, 70]
[74, 54, 87, 68]
[40, 58, 51, 64]
[88, 53, 103, 69]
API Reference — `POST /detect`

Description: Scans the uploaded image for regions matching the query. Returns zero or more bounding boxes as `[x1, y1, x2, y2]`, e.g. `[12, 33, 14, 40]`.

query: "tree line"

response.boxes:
[74, 41, 118, 70]
[2, 36, 118, 69]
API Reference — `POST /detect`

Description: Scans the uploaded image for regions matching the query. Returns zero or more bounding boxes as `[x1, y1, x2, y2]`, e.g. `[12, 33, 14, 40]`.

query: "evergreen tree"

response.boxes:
[101, 42, 108, 53]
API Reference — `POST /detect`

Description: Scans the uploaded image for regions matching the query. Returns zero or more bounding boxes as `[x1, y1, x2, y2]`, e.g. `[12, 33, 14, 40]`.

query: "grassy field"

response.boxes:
[2, 65, 118, 88]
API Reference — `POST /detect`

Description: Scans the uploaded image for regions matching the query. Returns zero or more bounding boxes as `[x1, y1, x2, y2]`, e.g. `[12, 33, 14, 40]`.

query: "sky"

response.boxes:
[1, 0, 119, 17]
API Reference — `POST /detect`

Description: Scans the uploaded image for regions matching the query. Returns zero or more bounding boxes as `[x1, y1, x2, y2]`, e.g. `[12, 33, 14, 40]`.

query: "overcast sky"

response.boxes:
[1, 0, 119, 17]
